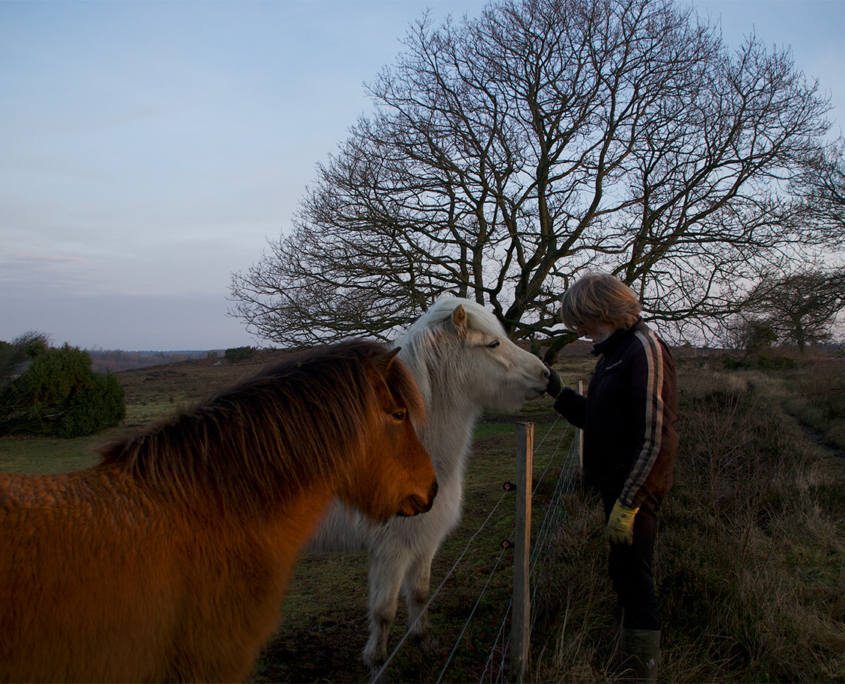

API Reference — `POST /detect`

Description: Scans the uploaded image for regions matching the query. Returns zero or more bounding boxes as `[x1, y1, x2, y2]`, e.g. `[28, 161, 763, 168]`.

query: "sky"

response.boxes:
[2, 0, 844, 352]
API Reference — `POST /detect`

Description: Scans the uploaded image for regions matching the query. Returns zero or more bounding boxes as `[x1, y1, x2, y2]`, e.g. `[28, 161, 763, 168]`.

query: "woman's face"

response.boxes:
[575, 320, 617, 343]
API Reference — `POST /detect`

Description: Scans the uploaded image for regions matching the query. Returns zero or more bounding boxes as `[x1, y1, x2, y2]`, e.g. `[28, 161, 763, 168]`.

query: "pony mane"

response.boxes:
[394, 297, 506, 405]
[98, 339, 424, 518]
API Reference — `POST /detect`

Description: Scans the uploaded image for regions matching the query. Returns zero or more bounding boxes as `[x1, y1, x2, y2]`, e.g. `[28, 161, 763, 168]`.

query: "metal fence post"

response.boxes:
[511, 422, 533, 683]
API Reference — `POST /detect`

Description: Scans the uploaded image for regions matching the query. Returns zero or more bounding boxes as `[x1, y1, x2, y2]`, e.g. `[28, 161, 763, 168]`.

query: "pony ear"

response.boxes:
[451, 304, 468, 332]
[370, 347, 401, 375]
[365, 348, 403, 411]
[368, 346, 426, 422]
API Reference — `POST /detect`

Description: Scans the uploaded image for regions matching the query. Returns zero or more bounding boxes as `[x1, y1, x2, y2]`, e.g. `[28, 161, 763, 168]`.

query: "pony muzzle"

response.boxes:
[398, 480, 438, 517]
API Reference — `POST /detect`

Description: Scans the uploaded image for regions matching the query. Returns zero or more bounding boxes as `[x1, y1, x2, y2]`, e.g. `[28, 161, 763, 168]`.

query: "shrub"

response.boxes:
[224, 346, 258, 363]
[21, 344, 92, 410]
[722, 353, 796, 371]
[24, 336, 49, 359]
[0, 343, 125, 438]
[0, 331, 50, 387]
[55, 370, 126, 438]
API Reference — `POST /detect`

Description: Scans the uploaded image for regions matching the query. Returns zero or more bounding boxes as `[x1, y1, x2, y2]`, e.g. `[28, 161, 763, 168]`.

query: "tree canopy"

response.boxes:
[231, 0, 834, 359]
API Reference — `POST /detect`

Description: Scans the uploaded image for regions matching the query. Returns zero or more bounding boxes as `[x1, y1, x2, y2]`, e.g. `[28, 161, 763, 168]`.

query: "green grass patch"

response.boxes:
[0, 401, 184, 476]
[0, 434, 103, 474]
[474, 421, 517, 438]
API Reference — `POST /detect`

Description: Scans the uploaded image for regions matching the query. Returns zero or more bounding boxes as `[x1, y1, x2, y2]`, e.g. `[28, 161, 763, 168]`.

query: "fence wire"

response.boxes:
[370, 486, 512, 683]
[481, 427, 582, 683]
[435, 546, 509, 684]
[479, 597, 512, 684]
[372, 417, 582, 684]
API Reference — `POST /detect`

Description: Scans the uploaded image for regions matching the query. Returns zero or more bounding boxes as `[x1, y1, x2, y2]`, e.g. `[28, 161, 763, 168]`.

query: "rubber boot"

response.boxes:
[620, 628, 660, 683]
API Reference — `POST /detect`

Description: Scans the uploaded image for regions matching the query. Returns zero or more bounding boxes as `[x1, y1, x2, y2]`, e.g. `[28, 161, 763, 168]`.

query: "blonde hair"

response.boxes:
[560, 273, 641, 331]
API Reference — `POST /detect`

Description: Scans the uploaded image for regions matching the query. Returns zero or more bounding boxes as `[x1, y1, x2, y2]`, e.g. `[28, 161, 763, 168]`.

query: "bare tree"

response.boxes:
[230, 0, 832, 357]
[743, 267, 845, 352]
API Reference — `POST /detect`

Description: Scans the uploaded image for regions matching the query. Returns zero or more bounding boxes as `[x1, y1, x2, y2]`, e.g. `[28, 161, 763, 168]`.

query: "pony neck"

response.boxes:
[417, 369, 482, 487]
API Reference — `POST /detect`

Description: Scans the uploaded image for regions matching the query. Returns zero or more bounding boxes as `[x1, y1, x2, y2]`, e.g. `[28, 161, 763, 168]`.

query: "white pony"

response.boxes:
[306, 297, 549, 670]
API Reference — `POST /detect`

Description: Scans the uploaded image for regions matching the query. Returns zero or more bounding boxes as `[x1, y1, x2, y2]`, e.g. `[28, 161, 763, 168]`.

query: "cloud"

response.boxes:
[1, 290, 256, 351]
[0, 249, 106, 294]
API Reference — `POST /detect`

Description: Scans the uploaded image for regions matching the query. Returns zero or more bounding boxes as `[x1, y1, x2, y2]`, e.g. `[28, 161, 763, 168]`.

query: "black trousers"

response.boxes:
[600, 489, 663, 631]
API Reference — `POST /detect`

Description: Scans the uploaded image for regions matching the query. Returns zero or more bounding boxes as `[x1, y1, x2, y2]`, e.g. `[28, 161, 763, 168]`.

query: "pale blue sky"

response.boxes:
[2, 0, 843, 351]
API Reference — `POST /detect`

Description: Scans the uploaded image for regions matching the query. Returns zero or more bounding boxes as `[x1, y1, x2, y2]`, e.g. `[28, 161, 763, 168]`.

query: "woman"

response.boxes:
[546, 273, 678, 683]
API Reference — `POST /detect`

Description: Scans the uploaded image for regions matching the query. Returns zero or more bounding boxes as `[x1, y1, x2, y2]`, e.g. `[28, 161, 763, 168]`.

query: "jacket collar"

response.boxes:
[591, 317, 645, 357]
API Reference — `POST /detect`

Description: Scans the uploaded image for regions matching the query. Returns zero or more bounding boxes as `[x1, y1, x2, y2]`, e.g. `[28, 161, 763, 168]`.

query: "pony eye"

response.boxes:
[391, 409, 406, 421]
[487, 340, 501, 349]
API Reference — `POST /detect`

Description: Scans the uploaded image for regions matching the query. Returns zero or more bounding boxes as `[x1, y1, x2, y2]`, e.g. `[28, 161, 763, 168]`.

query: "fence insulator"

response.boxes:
[502, 481, 517, 492]
[501, 540, 514, 549]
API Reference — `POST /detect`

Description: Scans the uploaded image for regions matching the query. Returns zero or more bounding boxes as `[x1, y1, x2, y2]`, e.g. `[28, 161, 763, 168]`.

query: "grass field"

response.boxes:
[1, 348, 843, 682]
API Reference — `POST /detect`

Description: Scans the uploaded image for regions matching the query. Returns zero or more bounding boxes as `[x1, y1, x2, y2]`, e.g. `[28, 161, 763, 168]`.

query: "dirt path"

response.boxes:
[798, 420, 845, 462]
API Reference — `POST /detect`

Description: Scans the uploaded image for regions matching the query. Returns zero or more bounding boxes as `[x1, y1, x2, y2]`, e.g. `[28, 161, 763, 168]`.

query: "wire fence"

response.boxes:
[371, 416, 583, 684]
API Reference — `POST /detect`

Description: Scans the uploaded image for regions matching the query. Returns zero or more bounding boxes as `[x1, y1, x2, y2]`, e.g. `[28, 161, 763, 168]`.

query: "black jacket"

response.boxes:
[554, 319, 678, 508]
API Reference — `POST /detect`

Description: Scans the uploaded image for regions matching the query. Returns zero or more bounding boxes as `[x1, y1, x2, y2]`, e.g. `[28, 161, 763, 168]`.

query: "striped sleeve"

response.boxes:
[619, 328, 667, 508]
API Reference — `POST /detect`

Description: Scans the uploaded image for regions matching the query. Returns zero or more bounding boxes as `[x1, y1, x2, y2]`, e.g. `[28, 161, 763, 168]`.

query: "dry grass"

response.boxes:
[533, 354, 845, 683]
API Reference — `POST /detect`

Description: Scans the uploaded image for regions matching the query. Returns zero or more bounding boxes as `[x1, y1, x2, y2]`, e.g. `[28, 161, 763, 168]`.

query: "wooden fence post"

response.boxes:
[511, 422, 533, 683]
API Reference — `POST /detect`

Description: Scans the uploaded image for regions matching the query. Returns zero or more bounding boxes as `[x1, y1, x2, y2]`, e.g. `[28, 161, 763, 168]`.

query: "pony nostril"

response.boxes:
[407, 482, 438, 516]
[429, 480, 439, 503]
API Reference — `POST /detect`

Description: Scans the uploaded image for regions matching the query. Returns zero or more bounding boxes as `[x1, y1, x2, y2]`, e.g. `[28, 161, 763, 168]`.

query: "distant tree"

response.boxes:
[231, 0, 832, 360]
[722, 316, 778, 355]
[745, 268, 845, 353]
[0, 342, 125, 438]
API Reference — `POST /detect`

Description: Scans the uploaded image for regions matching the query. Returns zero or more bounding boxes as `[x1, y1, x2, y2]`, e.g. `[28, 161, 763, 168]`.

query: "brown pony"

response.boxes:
[0, 339, 437, 683]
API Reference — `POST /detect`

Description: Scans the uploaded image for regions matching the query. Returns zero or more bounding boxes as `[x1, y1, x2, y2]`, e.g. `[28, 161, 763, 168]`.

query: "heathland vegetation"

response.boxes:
[535, 349, 845, 683]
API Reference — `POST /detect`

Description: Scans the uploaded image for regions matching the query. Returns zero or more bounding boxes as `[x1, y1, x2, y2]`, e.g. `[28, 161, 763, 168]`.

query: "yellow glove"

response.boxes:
[607, 500, 639, 545]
